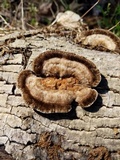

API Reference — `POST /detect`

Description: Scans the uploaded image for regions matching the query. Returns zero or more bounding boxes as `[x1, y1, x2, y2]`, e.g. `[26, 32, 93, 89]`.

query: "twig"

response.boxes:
[12, 2, 21, 26]
[60, 0, 67, 9]
[21, 0, 25, 30]
[81, 0, 100, 18]
[50, 7, 56, 19]
[108, 21, 120, 31]
[0, 15, 12, 28]
[26, 23, 36, 29]
[53, 0, 59, 15]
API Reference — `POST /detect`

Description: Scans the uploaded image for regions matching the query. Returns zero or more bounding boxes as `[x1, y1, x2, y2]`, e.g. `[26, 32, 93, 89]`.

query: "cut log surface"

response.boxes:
[0, 31, 120, 160]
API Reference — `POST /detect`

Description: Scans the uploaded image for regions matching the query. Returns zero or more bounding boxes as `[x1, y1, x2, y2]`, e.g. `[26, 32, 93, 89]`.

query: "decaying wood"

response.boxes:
[0, 29, 120, 160]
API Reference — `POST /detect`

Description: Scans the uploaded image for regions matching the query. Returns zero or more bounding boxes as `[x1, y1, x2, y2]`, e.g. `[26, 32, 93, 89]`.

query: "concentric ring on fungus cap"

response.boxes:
[33, 50, 101, 87]
[18, 50, 101, 113]
[81, 29, 120, 54]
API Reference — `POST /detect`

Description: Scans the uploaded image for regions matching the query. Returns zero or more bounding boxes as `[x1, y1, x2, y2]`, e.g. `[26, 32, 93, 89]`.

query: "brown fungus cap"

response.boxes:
[33, 50, 101, 87]
[18, 50, 101, 113]
[81, 29, 120, 54]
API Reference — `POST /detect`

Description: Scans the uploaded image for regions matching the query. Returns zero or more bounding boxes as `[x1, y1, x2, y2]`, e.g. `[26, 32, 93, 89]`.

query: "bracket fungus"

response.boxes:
[78, 29, 120, 54]
[18, 50, 101, 113]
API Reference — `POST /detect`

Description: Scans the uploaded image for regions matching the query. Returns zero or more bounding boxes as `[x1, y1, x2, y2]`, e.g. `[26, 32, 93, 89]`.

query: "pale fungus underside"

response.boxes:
[18, 50, 101, 113]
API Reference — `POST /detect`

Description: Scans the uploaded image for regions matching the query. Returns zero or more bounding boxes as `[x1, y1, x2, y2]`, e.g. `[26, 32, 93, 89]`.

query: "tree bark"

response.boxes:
[0, 31, 120, 160]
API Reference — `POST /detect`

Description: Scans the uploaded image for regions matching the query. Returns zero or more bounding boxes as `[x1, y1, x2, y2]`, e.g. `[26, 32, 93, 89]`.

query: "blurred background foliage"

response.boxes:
[0, 0, 120, 36]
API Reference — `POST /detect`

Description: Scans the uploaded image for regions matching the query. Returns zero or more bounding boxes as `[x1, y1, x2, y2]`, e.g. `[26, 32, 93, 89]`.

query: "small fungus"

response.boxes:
[80, 29, 120, 53]
[18, 50, 101, 113]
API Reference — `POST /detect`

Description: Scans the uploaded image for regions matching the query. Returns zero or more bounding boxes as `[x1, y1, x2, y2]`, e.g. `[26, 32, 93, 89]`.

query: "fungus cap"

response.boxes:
[81, 29, 120, 53]
[18, 50, 101, 113]
[33, 50, 101, 87]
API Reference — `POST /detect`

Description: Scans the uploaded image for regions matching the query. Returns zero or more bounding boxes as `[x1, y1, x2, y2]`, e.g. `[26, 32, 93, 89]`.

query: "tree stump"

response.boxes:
[0, 31, 120, 160]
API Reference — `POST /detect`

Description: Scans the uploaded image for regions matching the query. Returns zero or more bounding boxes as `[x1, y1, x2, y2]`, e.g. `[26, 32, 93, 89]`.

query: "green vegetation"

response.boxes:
[98, 3, 120, 37]
[2, 0, 10, 9]
[28, 3, 38, 26]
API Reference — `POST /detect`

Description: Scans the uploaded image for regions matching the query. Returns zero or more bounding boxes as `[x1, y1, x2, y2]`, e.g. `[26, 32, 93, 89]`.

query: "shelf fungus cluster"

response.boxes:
[18, 50, 101, 113]
[43, 11, 120, 54]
